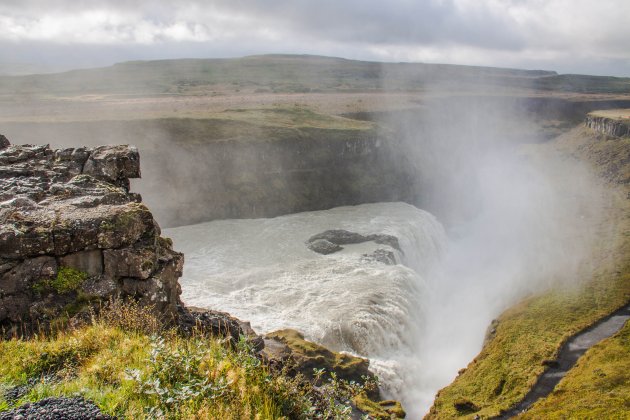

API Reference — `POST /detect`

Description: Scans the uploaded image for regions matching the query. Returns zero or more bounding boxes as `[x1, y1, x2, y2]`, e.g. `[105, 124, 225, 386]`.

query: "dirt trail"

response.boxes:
[496, 302, 630, 418]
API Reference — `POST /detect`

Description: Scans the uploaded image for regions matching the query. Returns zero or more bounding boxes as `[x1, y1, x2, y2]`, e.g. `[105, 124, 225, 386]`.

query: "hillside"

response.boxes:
[0, 54, 565, 96]
[1, 54, 629, 98]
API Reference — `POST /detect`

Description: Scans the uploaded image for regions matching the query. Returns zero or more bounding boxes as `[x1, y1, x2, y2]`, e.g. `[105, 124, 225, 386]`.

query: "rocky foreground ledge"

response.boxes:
[0, 135, 259, 342]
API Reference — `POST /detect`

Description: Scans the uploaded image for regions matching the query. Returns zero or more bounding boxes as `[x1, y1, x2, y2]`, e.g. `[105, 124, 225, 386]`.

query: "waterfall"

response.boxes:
[165, 202, 447, 410]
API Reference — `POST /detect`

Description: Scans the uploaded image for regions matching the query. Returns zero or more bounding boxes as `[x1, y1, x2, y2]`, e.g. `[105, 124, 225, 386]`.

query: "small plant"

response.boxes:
[316, 371, 381, 419]
[32, 267, 88, 294]
[52, 267, 88, 293]
[313, 367, 326, 385]
[125, 335, 232, 417]
[97, 298, 161, 335]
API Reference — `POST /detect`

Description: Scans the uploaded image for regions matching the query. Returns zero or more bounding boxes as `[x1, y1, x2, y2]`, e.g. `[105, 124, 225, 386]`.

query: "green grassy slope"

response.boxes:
[520, 320, 630, 419]
[0, 319, 293, 418]
[0, 303, 387, 419]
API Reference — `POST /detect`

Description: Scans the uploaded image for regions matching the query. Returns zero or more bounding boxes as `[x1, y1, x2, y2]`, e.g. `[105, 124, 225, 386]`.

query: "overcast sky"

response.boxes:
[0, 0, 629, 76]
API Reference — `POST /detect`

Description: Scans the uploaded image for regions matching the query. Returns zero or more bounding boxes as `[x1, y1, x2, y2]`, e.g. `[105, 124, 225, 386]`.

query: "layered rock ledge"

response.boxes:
[0, 136, 183, 334]
[585, 113, 630, 138]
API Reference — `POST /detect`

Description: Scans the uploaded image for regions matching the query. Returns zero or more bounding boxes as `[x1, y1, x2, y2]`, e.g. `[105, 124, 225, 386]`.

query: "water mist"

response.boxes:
[387, 96, 605, 416]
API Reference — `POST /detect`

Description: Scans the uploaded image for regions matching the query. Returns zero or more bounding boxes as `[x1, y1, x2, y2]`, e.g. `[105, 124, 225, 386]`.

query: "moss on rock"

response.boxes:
[353, 392, 407, 419]
[33, 267, 88, 294]
[263, 328, 371, 383]
[262, 328, 407, 418]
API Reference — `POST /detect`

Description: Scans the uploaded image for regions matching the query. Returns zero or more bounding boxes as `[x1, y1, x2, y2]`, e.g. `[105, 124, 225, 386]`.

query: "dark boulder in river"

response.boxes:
[306, 228, 401, 255]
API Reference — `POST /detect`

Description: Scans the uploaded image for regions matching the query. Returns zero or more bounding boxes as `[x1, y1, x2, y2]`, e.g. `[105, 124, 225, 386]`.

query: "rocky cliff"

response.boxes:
[0, 135, 183, 335]
[585, 114, 630, 138]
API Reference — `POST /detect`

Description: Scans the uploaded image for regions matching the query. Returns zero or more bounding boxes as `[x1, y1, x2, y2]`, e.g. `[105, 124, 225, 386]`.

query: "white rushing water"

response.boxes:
[165, 202, 447, 414]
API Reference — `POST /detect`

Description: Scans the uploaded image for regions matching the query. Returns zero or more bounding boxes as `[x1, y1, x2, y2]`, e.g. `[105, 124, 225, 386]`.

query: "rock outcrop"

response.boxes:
[585, 114, 630, 138]
[361, 248, 397, 265]
[306, 239, 343, 255]
[306, 229, 400, 256]
[260, 328, 406, 418]
[261, 328, 372, 384]
[178, 305, 264, 351]
[0, 397, 112, 420]
[0, 138, 183, 335]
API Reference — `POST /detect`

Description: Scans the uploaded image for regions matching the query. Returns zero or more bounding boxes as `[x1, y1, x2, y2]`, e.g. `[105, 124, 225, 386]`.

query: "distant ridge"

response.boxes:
[1, 54, 628, 95]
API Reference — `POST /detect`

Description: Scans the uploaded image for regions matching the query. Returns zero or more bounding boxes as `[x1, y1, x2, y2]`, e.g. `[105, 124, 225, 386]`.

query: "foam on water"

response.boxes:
[165, 202, 447, 408]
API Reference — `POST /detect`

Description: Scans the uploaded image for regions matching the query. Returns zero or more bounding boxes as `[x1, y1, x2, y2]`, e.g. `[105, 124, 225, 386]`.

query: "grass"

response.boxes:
[0, 324, 293, 418]
[156, 112, 374, 145]
[519, 320, 630, 419]
[426, 283, 630, 419]
[589, 109, 630, 121]
[533, 74, 630, 94]
[0, 106, 375, 149]
[426, 123, 630, 419]
[2, 55, 629, 102]
[0, 55, 564, 97]
[0, 300, 386, 419]
[217, 107, 372, 130]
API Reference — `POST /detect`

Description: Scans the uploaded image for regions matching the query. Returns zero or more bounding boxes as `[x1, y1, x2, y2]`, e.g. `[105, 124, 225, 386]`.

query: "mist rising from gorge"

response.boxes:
[151, 92, 608, 417]
[380, 94, 606, 415]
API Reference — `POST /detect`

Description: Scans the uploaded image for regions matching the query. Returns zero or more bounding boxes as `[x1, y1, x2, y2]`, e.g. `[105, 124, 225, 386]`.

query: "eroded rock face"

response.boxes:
[585, 115, 630, 138]
[0, 137, 183, 335]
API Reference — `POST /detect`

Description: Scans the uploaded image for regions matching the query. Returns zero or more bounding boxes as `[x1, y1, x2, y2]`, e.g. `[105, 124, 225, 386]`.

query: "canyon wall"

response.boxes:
[2, 121, 414, 227]
[5, 97, 629, 229]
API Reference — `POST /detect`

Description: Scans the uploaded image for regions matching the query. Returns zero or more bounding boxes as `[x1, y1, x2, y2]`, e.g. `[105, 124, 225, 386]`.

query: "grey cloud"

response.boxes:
[0, 0, 526, 49]
[0, 0, 628, 76]
[202, 0, 526, 50]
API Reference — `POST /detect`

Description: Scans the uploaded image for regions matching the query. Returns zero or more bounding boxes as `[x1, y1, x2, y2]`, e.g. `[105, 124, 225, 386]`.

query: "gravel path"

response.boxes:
[496, 302, 630, 418]
[0, 397, 112, 420]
